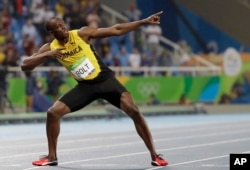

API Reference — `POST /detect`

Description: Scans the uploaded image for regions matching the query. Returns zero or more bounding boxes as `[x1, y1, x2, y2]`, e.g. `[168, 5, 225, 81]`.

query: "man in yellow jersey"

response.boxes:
[21, 11, 168, 167]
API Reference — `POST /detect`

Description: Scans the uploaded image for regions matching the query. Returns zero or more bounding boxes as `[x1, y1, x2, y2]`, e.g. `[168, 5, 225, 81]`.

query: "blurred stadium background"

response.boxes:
[0, 0, 250, 119]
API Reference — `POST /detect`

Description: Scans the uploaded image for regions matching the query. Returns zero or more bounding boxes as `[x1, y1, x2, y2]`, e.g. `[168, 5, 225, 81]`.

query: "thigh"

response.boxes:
[98, 76, 127, 108]
[59, 82, 97, 112]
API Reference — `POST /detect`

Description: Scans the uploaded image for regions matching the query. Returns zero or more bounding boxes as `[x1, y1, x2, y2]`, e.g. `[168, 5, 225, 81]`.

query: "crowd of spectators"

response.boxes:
[1, 0, 250, 113]
[0, 0, 196, 113]
[0, 0, 194, 78]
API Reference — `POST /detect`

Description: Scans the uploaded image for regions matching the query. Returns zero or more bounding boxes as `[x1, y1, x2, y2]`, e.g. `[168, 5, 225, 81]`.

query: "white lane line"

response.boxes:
[0, 128, 249, 160]
[0, 165, 21, 167]
[1, 120, 250, 148]
[201, 164, 229, 167]
[21, 138, 250, 170]
[145, 151, 250, 170]
[22, 152, 148, 170]
[146, 155, 229, 170]
[0, 124, 249, 151]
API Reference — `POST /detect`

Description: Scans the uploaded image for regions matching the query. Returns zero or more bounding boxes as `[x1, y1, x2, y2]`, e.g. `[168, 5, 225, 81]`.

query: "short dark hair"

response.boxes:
[44, 17, 58, 31]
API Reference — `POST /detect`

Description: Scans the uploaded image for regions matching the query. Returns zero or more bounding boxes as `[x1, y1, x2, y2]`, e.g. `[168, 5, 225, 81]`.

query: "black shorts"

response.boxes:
[59, 76, 127, 112]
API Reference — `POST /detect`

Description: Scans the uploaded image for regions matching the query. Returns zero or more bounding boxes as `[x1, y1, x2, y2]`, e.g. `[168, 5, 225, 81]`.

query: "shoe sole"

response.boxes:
[151, 161, 160, 166]
[32, 161, 58, 166]
[151, 161, 168, 166]
[42, 161, 58, 166]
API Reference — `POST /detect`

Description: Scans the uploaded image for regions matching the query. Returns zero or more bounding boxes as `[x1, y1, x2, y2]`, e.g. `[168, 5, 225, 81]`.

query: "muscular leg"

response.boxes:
[120, 92, 157, 160]
[44, 82, 97, 162]
[46, 101, 71, 161]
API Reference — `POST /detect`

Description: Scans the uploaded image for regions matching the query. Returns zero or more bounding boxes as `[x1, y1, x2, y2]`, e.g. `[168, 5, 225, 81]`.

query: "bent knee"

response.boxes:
[47, 107, 61, 119]
[47, 102, 70, 119]
[124, 105, 141, 119]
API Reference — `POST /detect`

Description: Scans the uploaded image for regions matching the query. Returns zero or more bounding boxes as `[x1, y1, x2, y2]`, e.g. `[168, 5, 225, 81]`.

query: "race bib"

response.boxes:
[69, 56, 95, 80]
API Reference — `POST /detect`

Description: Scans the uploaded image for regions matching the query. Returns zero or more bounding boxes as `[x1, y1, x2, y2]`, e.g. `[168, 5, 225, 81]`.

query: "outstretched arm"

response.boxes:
[79, 11, 163, 40]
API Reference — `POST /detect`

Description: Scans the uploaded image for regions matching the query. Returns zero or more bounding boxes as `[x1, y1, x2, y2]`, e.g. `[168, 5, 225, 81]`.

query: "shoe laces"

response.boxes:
[156, 154, 165, 160]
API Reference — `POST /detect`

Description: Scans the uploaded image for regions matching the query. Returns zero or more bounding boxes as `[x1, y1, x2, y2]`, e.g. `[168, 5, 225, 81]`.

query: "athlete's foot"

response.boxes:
[32, 155, 58, 166]
[151, 154, 168, 166]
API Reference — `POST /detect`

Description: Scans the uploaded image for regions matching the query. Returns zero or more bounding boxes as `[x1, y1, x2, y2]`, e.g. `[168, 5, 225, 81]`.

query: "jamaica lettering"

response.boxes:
[61, 46, 83, 59]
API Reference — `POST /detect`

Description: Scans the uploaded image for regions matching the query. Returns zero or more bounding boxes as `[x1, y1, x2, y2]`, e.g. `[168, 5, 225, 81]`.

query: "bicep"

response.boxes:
[21, 44, 51, 71]
[92, 27, 119, 38]
[79, 26, 118, 40]
[34, 44, 51, 56]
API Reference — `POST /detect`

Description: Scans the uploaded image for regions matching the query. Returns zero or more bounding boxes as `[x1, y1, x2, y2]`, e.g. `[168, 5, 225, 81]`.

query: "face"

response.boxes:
[49, 18, 69, 42]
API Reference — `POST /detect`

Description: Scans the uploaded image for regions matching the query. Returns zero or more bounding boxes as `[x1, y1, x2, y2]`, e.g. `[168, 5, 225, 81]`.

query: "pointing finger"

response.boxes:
[154, 11, 163, 16]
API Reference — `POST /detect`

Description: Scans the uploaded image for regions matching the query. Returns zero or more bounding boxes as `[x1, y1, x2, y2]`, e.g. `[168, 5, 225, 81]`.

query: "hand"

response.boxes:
[46, 47, 65, 59]
[143, 11, 163, 24]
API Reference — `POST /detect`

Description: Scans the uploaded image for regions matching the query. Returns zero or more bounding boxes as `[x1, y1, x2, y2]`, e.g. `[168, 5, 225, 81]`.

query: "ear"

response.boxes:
[48, 30, 54, 38]
[48, 30, 53, 35]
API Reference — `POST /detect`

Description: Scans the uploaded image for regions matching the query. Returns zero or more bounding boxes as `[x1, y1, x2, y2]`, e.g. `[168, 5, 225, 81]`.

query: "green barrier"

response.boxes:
[7, 77, 77, 106]
[6, 71, 250, 106]
[185, 76, 220, 102]
[124, 76, 222, 103]
[125, 77, 184, 103]
[6, 76, 221, 106]
[7, 78, 26, 106]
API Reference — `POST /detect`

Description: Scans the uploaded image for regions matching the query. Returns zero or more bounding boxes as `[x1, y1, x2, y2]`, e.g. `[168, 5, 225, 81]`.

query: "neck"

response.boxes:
[58, 37, 69, 45]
